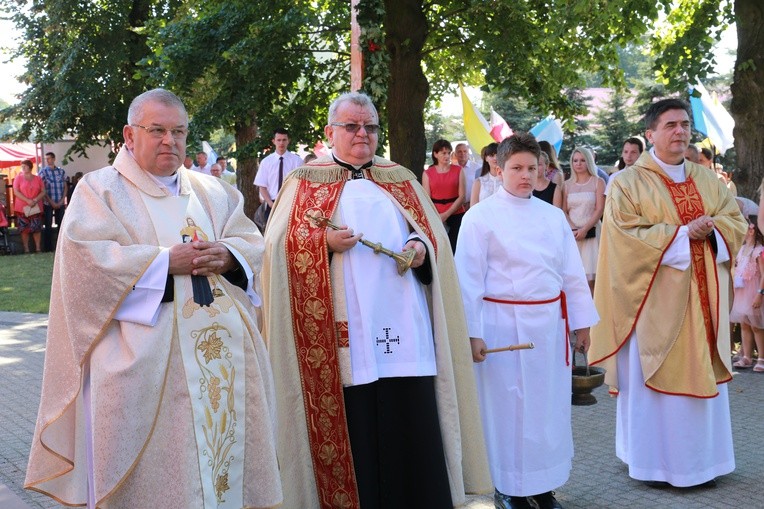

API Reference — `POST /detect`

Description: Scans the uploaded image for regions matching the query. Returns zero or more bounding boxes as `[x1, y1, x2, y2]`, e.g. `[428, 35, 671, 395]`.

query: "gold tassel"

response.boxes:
[289, 156, 417, 184]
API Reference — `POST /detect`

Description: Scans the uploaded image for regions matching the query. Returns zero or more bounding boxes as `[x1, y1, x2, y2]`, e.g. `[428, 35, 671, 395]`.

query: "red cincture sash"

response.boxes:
[483, 291, 570, 365]
[284, 173, 438, 509]
[373, 179, 438, 258]
[660, 175, 717, 355]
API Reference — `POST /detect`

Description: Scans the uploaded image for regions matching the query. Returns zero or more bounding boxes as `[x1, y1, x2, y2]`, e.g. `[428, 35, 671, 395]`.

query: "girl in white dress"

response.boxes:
[470, 142, 503, 206]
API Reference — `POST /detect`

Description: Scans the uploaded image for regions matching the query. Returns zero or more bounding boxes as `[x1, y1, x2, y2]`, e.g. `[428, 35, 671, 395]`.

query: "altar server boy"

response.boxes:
[455, 132, 598, 509]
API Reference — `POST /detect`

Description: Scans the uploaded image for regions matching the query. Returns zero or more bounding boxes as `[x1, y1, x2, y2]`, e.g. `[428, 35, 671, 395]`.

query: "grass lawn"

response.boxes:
[0, 252, 54, 314]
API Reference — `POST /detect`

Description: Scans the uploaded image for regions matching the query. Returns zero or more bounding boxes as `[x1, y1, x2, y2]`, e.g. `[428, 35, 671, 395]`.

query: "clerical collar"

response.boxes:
[499, 185, 532, 202]
[650, 147, 686, 183]
[147, 169, 180, 196]
[125, 147, 181, 195]
[332, 153, 373, 180]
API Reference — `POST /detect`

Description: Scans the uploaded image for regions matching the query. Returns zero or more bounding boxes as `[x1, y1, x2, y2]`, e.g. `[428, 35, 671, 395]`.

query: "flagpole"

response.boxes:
[350, 0, 362, 91]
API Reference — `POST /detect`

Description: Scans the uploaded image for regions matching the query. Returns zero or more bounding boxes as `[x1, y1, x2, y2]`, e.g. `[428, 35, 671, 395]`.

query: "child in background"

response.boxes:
[731, 215, 764, 372]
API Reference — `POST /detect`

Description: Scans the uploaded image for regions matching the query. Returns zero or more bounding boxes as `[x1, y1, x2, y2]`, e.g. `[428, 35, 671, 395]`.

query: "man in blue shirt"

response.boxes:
[38, 152, 68, 252]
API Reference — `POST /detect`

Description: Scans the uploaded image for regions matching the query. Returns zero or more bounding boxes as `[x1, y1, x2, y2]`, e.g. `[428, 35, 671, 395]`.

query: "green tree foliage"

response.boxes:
[0, 0, 181, 160]
[141, 0, 349, 214]
[356, 0, 679, 175]
[591, 88, 641, 166]
[143, 0, 347, 155]
[360, 0, 760, 188]
[1, 0, 351, 214]
[424, 111, 465, 156]
[3, 0, 758, 200]
[0, 99, 21, 140]
[559, 88, 596, 166]
[650, 0, 734, 86]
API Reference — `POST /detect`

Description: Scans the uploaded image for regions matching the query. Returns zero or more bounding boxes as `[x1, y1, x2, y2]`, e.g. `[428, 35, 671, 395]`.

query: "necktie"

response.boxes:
[277, 156, 284, 190]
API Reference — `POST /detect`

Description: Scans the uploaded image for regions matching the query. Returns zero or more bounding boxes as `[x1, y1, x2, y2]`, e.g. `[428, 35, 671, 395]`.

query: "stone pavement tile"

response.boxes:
[0, 312, 56, 509]
[0, 482, 34, 509]
[2, 310, 764, 509]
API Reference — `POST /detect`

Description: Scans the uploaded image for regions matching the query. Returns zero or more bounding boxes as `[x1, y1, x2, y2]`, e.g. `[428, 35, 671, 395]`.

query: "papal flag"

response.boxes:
[202, 141, 219, 162]
[459, 82, 495, 155]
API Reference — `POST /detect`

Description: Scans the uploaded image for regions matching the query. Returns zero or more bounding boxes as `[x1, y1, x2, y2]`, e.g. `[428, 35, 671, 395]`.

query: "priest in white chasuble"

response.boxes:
[262, 91, 491, 509]
[455, 132, 598, 509]
[25, 89, 282, 509]
[590, 98, 746, 488]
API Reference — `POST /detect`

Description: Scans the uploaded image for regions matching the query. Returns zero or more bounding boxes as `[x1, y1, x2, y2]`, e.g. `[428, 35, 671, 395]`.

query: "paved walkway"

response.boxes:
[1, 310, 762, 508]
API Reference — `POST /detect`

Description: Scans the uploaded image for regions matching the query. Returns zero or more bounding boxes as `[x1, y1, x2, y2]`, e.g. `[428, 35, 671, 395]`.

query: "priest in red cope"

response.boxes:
[262, 91, 491, 509]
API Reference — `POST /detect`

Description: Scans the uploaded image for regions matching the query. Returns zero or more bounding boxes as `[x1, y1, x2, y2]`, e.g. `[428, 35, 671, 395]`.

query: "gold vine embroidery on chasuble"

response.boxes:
[191, 322, 238, 503]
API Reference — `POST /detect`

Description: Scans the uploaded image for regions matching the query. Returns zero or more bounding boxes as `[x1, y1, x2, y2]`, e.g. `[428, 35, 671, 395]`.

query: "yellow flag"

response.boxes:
[460, 83, 495, 155]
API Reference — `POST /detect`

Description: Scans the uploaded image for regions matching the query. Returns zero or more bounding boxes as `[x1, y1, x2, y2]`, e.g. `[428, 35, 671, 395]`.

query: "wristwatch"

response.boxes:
[758, 289, 764, 295]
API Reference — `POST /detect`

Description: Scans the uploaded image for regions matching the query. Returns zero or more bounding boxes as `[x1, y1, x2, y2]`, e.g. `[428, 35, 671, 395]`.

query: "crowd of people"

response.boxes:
[22, 89, 756, 509]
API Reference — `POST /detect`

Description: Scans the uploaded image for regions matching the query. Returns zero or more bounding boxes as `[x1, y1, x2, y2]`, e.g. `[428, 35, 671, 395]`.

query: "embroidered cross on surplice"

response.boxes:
[375, 327, 400, 354]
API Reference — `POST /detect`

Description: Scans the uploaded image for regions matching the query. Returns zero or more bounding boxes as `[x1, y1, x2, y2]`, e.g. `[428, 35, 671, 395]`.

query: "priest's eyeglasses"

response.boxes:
[131, 124, 188, 139]
[330, 122, 381, 135]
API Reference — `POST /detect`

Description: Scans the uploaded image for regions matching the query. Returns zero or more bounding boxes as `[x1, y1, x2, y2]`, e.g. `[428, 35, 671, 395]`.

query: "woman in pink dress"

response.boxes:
[423, 139, 466, 252]
[730, 216, 764, 372]
[13, 159, 45, 253]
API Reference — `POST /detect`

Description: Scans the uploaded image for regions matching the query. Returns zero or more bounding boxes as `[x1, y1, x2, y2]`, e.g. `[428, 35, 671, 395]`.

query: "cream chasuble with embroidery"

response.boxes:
[25, 149, 282, 509]
[590, 150, 744, 486]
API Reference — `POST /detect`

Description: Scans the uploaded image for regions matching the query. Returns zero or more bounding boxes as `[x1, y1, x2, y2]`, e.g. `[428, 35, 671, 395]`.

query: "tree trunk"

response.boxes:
[234, 115, 261, 220]
[384, 0, 429, 179]
[730, 0, 764, 199]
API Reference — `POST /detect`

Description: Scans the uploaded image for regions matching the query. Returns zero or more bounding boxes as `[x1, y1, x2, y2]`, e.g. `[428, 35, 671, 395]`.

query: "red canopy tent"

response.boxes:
[0, 142, 42, 169]
[1, 144, 42, 225]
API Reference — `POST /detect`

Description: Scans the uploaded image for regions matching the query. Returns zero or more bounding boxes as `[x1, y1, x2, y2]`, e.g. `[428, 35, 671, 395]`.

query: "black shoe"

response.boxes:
[494, 489, 536, 509]
[643, 480, 671, 489]
[529, 491, 564, 509]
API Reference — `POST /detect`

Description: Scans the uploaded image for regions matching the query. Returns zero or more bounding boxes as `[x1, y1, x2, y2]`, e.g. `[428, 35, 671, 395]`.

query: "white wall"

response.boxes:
[41, 140, 112, 177]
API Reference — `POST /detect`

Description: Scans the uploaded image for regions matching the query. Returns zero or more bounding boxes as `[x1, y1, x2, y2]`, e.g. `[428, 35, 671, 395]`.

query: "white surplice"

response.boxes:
[339, 178, 437, 386]
[455, 187, 599, 496]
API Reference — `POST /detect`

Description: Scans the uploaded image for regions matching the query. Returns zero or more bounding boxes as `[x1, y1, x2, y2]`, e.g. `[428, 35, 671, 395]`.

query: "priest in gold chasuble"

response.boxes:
[590, 99, 746, 488]
[25, 89, 282, 509]
[262, 92, 491, 509]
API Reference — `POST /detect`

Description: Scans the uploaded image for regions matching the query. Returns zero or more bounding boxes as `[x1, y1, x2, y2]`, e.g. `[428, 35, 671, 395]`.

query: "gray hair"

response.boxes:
[127, 88, 188, 125]
[327, 92, 378, 124]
